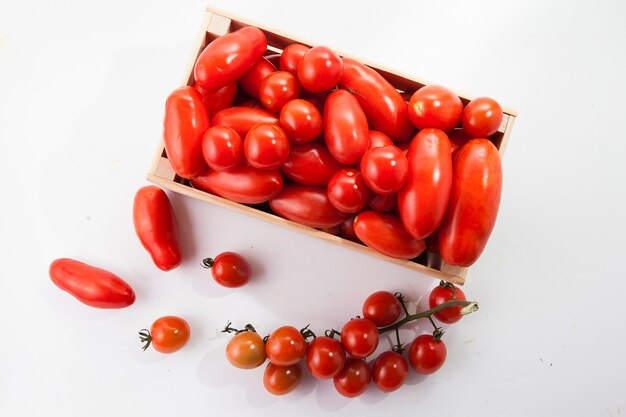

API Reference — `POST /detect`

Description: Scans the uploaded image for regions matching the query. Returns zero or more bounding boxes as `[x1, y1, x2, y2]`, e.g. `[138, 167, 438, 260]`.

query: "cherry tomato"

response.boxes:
[194, 26, 267, 90]
[163, 86, 209, 179]
[353, 211, 426, 259]
[259, 71, 300, 113]
[201, 126, 243, 171]
[341, 318, 379, 358]
[408, 334, 446, 374]
[270, 184, 348, 228]
[140, 316, 190, 354]
[372, 351, 408, 392]
[279, 43, 310, 76]
[244, 123, 290, 170]
[439, 139, 502, 266]
[265, 326, 307, 366]
[398, 128, 452, 240]
[448, 128, 472, 156]
[297, 46, 343, 93]
[462, 97, 503, 138]
[408, 85, 462, 132]
[306, 336, 346, 379]
[360, 145, 408, 195]
[327, 168, 371, 214]
[49, 259, 135, 309]
[133, 186, 181, 271]
[362, 291, 402, 327]
[204, 252, 251, 288]
[211, 106, 279, 139]
[226, 331, 267, 369]
[339, 58, 414, 141]
[194, 82, 237, 117]
[279, 99, 322, 144]
[238, 57, 275, 98]
[263, 362, 302, 395]
[369, 130, 394, 149]
[429, 283, 467, 324]
[280, 142, 343, 186]
[324, 89, 369, 164]
[191, 166, 283, 204]
[339, 216, 360, 243]
[368, 192, 397, 212]
[333, 357, 371, 398]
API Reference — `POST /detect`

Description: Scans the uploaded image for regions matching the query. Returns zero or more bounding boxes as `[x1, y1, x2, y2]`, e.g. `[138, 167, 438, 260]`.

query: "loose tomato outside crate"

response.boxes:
[147, 6, 517, 285]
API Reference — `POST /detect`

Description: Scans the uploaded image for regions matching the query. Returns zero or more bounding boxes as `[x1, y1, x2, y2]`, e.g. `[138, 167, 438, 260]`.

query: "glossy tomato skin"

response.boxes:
[191, 166, 283, 204]
[163, 86, 209, 179]
[270, 184, 348, 228]
[360, 145, 408, 195]
[201, 126, 243, 171]
[362, 291, 402, 327]
[280, 43, 310, 76]
[339, 58, 414, 142]
[259, 71, 300, 113]
[194, 82, 237, 117]
[279, 99, 323, 144]
[264, 362, 302, 395]
[439, 139, 502, 266]
[372, 351, 408, 392]
[194, 26, 267, 90]
[210, 252, 251, 288]
[150, 316, 191, 354]
[280, 142, 343, 186]
[341, 318, 379, 358]
[226, 331, 267, 369]
[398, 128, 452, 240]
[368, 193, 397, 212]
[297, 46, 343, 93]
[354, 211, 426, 259]
[133, 186, 181, 271]
[429, 284, 467, 324]
[324, 89, 370, 164]
[244, 123, 290, 170]
[462, 97, 503, 138]
[211, 106, 279, 139]
[327, 168, 371, 214]
[49, 259, 135, 309]
[266, 326, 307, 366]
[238, 57, 275, 98]
[408, 335, 446, 374]
[333, 357, 371, 398]
[369, 130, 394, 149]
[306, 336, 346, 380]
[408, 85, 462, 132]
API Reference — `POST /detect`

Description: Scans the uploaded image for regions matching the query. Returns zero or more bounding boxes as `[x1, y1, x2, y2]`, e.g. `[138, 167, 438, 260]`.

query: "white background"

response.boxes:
[1, 0, 625, 416]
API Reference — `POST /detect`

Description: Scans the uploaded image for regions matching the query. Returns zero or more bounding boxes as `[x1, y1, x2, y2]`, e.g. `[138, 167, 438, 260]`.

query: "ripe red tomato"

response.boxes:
[327, 168, 371, 214]
[49, 259, 135, 309]
[340, 318, 379, 358]
[408, 334, 446, 374]
[362, 291, 402, 327]
[191, 166, 283, 204]
[324, 89, 369, 164]
[360, 145, 408, 195]
[339, 216, 360, 243]
[297, 46, 343, 93]
[201, 126, 243, 171]
[163, 86, 209, 179]
[333, 357, 371, 398]
[408, 85, 462, 132]
[238, 57, 275, 98]
[368, 130, 394, 149]
[141, 316, 191, 354]
[259, 71, 300, 113]
[372, 351, 408, 392]
[194, 82, 237, 117]
[265, 326, 307, 366]
[204, 252, 251, 288]
[429, 283, 467, 324]
[269, 184, 348, 228]
[462, 97, 503, 138]
[194, 26, 267, 90]
[280, 142, 343, 186]
[306, 336, 346, 379]
[279, 99, 322, 144]
[263, 362, 302, 395]
[353, 211, 426, 259]
[439, 139, 502, 266]
[211, 106, 279, 139]
[244, 123, 290, 170]
[226, 331, 266, 369]
[368, 192, 397, 212]
[398, 128, 452, 240]
[279, 43, 310, 76]
[133, 186, 181, 271]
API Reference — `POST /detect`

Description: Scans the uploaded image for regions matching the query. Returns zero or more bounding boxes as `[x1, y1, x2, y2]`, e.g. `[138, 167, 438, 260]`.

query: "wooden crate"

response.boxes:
[147, 6, 517, 286]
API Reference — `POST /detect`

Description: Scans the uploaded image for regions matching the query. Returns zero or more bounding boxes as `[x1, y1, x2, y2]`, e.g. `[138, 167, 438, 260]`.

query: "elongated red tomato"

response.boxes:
[280, 142, 343, 186]
[398, 129, 452, 240]
[133, 186, 181, 271]
[191, 167, 283, 204]
[49, 259, 135, 308]
[339, 58, 414, 142]
[211, 107, 279, 139]
[354, 211, 425, 259]
[238, 57, 275, 98]
[163, 86, 209, 179]
[323, 89, 369, 164]
[194, 26, 267, 90]
[269, 184, 348, 228]
[439, 139, 502, 266]
[194, 82, 237, 117]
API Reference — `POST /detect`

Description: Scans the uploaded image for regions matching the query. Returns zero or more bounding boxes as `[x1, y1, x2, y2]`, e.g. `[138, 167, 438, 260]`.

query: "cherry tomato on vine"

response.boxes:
[362, 291, 402, 327]
[333, 357, 371, 398]
[462, 97, 503, 138]
[226, 331, 267, 369]
[280, 43, 310, 76]
[279, 99, 323, 144]
[408, 334, 446, 374]
[259, 71, 300, 113]
[327, 168, 371, 214]
[244, 123, 290, 170]
[139, 316, 190, 354]
[265, 326, 307, 366]
[360, 145, 408, 195]
[306, 336, 346, 380]
[264, 362, 302, 395]
[238, 57, 275, 99]
[297, 46, 343, 93]
[341, 318, 379, 358]
[201, 126, 243, 171]
[203, 252, 251, 288]
[429, 283, 467, 324]
[408, 85, 462, 132]
[372, 351, 408, 392]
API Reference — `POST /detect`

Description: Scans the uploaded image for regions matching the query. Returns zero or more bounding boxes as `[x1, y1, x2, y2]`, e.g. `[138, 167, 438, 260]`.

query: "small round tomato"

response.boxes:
[238, 57, 276, 99]
[462, 97, 503, 138]
[408, 334, 447, 374]
[306, 336, 346, 379]
[429, 283, 467, 324]
[327, 168, 371, 214]
[297, 46, 343, 93]
[341, 318, 379, 358]
[280, 43, 310, 76]
[408, 85, 462, 131]
[266, 326, 307, 366]
[264, 362, 302, 395]
[140, 316, 190, 354]
[226, 331, 267, 369]
[279, 99, 323, 144]
[244, 123, 290, 170]
[368, 192, 397, 212]
[259, 71, 300, 113]
[360, 145, 408, 194]
[372, 351, 408, 392]
[201, 126, 243, 171]
[362, 291, 402, 327]
[333, 357, 371, 398]
[203, 252, 251, 288]
[369, 130, 394, 149]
